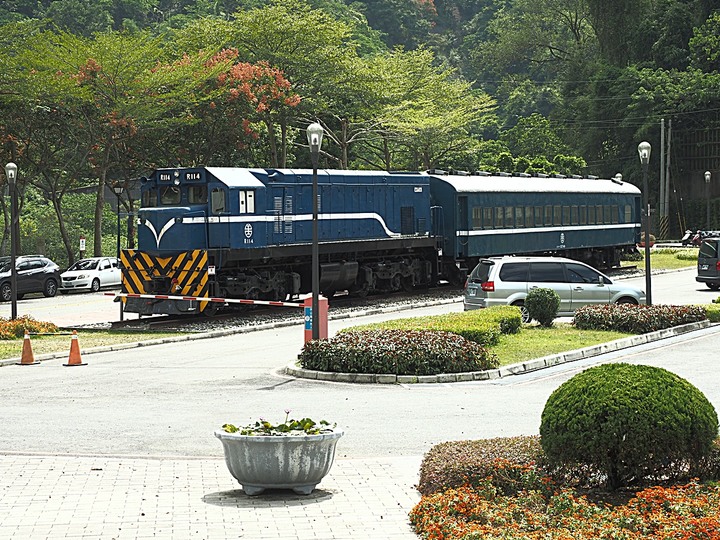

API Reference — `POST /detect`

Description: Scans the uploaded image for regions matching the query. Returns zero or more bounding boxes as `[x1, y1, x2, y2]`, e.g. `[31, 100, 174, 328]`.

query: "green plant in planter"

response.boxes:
[222, 410, 336, 436]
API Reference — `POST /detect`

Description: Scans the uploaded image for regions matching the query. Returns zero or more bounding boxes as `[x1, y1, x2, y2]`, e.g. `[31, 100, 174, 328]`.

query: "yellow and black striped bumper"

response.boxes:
[120, 249, 213, 313]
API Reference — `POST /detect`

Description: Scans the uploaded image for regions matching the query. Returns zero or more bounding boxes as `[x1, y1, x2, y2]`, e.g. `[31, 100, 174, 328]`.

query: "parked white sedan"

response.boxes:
[59, 257, 121, 293]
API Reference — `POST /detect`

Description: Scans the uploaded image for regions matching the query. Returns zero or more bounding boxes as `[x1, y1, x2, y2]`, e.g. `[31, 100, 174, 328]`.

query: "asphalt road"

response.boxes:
[1, 268, 719, 461]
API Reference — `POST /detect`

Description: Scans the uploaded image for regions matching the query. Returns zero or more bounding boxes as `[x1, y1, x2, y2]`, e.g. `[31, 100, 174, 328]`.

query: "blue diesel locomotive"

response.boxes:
[120, 167, 641, 315]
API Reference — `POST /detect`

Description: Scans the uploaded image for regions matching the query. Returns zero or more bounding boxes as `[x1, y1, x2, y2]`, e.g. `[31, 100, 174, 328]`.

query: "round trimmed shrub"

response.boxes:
[525, 287, 560, 327]
[540, 363, 719, 490]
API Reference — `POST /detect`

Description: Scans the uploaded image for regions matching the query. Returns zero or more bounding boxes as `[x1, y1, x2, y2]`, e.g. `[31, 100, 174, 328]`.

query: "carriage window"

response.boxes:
[553, 205, 561, 226]
[515, 206, 524, 228]
[562, 206, 570, 225]
[142, 188, 157, 208]
[579, 205, 587, 225]
[472, 207, 483, 230]
[239, 190, 255, 214]
[188, 185, 207, 204]
[534, 206, 543, 227]
[624, 204, 632, 223]
[588, 205, 596, 224]
[611, 205, 619, 223]
[483, 207, 493, 229]
[160, 186, 181, 205]
[495, 207, 503, 228]
[544, 205, 552, 226]
[211, 188, 226, 214]
[504, 207, 514, 228]
[525, 207, 533, 227]
[596, 205, 603, 223]
[571, 206, 578, 225]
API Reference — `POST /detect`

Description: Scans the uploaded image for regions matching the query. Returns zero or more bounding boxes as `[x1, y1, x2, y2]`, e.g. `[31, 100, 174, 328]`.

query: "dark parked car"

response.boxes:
[0, 255, 61, 301]
[696, 237, 720, 290]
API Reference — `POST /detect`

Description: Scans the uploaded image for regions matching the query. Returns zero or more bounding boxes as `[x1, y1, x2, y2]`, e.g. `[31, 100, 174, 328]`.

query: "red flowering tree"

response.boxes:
[171, 48, 300, 167]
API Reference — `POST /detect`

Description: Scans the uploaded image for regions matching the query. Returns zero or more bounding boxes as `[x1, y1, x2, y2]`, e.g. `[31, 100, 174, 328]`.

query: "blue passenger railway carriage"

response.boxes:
[119, 167, 641, 316]
[430, 173, 642, 281]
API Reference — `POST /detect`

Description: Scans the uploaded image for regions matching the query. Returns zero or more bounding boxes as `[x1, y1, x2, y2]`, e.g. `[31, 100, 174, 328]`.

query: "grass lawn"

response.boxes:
[0, 331, 180, 361]
[624, 247, 697, 270]
[489, 323, 631, 366]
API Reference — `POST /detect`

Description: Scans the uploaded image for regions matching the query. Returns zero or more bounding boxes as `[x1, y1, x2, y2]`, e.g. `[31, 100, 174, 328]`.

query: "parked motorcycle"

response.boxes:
[680, 229, 694, 245]
[682, 229, 720, 246]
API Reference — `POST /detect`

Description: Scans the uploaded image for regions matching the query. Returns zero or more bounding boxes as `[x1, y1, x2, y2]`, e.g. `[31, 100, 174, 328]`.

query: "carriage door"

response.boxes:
[457, 196, 468, 257]
[208, 187, 230, 247]
[271, 187, 295, 245]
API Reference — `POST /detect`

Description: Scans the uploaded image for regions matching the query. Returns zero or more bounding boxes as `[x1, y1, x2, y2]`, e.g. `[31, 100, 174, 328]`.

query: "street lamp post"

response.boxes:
[306, 122, 324, 340]
[638, 141, 652, 306]
[705, 171, 711, 230]
[113, 184, 124, 259]
[5, 163, 18, 320]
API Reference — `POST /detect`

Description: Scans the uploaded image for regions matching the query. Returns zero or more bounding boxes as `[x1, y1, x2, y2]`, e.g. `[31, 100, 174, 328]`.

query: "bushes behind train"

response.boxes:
[573, 303, 707, 333]
[524, 288, 560, 327]
[540, 363, 719, 490]
[338, 305, 522, 347]
[299, 330, 498, 375]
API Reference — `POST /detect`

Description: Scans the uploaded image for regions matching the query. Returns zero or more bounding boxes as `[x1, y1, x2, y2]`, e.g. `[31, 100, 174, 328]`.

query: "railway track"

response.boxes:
[109, 286, 463, 332]
[108, 267, 637, 333]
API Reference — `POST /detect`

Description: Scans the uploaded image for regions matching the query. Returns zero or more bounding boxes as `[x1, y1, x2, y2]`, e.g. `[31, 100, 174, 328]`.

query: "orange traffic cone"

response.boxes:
[63, 330, 87, 366]
[17, 331, 40, 365]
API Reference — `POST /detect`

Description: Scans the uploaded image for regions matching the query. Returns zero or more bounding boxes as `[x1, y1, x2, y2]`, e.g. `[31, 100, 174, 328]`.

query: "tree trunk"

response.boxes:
[51, 195, 75, 265]
[266, 118, 278, 167]
[279, 120, 287, 168]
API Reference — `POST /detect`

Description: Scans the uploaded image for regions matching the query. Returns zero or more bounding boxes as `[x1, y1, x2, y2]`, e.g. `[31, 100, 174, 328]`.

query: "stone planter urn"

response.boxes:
[214, 428, 344, 495]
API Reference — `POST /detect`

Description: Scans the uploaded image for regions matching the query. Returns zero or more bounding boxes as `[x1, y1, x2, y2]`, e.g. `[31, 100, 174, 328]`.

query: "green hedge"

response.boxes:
[540, 363, 719, 490]
[573, 303, 706, 333]
[299, 329, 498, 375]
[341, 306, 522, 347]
[417, 435, 545, 496]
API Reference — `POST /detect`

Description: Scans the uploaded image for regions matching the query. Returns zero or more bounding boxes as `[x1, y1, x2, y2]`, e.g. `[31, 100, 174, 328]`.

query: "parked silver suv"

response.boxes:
[463, 256, 646, 322]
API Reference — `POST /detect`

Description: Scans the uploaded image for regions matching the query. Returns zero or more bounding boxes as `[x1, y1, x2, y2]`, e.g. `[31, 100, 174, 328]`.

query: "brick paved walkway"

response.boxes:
[0, 454, 421, 539]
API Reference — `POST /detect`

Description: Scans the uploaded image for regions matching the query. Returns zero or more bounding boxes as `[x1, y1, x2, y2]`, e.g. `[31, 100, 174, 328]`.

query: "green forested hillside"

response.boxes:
[0, 0, 718, 266]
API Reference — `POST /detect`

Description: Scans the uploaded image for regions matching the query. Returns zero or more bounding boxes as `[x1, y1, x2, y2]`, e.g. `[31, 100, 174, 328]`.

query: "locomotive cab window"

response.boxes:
[211, 188, 226, 214]
[142, 188, 157, 208]
[160, 186, 181, 205]
[239, 191, 255, 214]
[188, 185, 207, 204]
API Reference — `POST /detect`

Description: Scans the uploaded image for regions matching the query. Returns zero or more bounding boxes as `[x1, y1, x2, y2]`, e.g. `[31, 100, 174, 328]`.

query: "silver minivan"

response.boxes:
[463, 256, 646, 322]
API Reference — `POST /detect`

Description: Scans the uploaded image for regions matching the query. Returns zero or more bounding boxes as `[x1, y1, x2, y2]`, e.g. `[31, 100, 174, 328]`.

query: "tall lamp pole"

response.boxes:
[638, 141, 652, 306]
[112, 183, 124, 259]
[705, 171, 711, 230]
[5, 163, 18, 320]
[306, 122, 324, 340]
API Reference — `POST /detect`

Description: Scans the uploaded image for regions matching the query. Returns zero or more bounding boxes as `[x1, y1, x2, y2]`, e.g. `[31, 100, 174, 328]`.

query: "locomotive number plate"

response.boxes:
[701, 264, 709, 270]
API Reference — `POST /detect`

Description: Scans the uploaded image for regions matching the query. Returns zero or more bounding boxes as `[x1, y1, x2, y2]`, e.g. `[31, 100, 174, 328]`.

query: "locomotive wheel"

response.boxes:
[203, 301, 220, 317]
[401, 276, 414, 292]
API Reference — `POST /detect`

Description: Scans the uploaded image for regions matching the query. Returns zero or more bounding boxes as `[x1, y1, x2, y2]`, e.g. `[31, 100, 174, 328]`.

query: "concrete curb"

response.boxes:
[284, 320, 712, 384]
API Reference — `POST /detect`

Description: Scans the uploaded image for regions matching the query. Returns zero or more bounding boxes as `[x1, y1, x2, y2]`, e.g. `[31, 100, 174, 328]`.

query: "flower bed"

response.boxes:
[410, 479, 720, 539]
